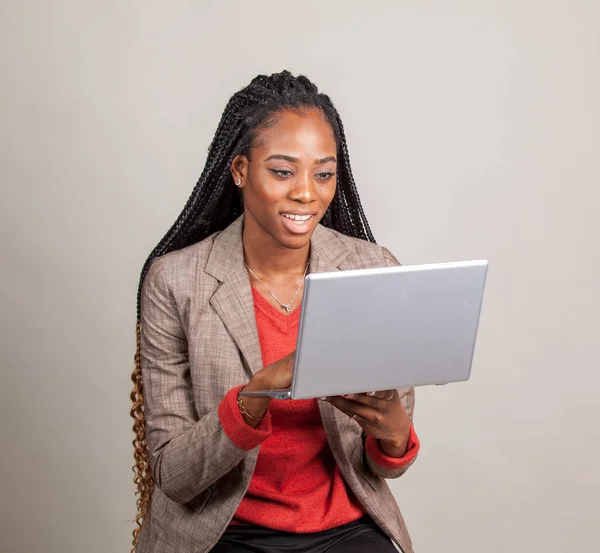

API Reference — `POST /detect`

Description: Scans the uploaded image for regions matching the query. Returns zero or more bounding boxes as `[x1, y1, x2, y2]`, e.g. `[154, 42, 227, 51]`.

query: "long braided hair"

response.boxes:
[129, 70, 375, 549]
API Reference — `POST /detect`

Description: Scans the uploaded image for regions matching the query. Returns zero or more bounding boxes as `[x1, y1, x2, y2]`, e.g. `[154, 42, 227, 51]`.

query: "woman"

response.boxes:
[130, 71, 420, 553]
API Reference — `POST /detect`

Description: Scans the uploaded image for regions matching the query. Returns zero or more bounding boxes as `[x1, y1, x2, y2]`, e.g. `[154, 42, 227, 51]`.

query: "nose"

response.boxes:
[289, 172, 317, 203]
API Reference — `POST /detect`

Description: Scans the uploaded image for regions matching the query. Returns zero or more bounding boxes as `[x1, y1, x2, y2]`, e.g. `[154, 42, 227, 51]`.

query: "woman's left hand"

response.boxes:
[325, 390, 411, 457]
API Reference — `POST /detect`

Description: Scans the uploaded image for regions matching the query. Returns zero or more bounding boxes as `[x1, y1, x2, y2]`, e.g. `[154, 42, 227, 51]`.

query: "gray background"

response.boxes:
[1, 1, 598, 552]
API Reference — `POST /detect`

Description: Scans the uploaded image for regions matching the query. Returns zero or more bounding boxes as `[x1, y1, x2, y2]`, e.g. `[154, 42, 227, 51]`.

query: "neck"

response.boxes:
[242, 224, 309, 280]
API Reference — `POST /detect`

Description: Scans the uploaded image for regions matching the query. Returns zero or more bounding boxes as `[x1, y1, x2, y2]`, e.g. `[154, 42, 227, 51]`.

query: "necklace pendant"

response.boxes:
[245, 260, 309, 317]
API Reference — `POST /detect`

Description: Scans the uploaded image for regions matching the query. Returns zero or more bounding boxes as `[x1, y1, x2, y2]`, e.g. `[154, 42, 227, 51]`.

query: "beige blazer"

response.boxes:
[137, 216, 417, 553]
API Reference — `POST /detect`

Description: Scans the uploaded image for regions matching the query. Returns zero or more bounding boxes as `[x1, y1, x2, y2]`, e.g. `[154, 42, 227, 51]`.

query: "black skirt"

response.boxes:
[209, 516, 398, 553]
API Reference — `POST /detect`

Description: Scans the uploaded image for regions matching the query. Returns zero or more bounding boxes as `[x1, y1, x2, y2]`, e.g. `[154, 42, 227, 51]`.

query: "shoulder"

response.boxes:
[324, 227, 401, 270]
[143, 231, 221, 296]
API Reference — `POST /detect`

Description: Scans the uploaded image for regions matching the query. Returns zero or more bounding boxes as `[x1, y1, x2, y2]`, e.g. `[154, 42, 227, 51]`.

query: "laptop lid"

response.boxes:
[290, 260, 488, 399]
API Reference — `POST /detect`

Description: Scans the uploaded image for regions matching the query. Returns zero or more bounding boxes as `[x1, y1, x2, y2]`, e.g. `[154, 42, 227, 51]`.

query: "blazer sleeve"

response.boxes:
[140, 258, 255, 504]
[364, 247, 420, 479]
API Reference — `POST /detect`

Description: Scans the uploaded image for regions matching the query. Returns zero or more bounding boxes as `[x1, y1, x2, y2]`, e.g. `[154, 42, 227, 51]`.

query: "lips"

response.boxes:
[282, 213, 313, 222]
[280, 212, 316, 234]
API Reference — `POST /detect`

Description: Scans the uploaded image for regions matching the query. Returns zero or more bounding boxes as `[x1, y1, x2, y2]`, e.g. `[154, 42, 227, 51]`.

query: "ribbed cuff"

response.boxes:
[365, 424, 420, 469]
[218, 385, 272, 450]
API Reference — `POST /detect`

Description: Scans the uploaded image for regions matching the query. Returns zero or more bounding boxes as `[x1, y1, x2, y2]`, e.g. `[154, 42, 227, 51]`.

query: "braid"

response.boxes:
[129, 70, 375, 550]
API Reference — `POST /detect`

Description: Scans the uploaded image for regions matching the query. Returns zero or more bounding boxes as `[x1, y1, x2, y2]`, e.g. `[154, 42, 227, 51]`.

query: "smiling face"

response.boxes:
[231, 108, 338, 251]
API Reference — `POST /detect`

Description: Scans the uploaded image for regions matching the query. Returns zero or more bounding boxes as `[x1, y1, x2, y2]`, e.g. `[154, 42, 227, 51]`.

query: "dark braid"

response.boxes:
[129, 70, 375, 550]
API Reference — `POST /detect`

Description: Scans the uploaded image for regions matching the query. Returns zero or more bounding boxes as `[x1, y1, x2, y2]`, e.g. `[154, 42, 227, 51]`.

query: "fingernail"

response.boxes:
[366, 391, 376, 397]
[319, 397, 328, 401]
[343, 394, 355, 399]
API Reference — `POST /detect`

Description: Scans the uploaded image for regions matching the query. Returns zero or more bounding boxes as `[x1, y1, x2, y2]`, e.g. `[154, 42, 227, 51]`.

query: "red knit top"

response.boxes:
[218, 287, 419, 533]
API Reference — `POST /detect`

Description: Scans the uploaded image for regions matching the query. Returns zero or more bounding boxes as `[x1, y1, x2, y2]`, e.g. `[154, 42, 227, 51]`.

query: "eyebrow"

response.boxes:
[264, 154, 337, 164]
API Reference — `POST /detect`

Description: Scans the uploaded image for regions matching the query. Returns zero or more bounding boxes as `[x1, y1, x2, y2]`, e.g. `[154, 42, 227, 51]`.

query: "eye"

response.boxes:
[315, 172, 336, 180]
[270, 169, 293, 178]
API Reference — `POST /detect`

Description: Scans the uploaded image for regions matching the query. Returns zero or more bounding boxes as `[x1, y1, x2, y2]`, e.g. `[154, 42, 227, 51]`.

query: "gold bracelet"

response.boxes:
[237, 394, 269, 422]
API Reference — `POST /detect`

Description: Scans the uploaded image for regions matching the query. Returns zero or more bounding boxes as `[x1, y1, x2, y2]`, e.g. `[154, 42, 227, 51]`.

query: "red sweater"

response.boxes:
[218, 287, 419, 533]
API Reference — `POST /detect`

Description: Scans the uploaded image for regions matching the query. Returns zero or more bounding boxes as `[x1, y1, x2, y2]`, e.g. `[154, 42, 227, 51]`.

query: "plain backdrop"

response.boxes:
[1, 1, 599, 552]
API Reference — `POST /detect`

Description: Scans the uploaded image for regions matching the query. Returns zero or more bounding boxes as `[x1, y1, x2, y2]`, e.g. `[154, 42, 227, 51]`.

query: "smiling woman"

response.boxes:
[130, 71, 420, 553]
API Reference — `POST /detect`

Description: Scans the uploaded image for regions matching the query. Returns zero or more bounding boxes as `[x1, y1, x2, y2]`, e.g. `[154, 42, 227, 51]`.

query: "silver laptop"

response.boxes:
[240, 260, 488, 400]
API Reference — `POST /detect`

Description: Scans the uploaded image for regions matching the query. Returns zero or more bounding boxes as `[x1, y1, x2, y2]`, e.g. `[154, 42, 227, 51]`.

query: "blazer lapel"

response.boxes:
[308, 224, 349, 274]
[206, 217, 264, 376]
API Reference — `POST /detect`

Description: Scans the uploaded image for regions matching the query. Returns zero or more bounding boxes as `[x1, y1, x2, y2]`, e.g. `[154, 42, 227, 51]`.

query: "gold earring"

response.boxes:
[235, 178, 242, 187]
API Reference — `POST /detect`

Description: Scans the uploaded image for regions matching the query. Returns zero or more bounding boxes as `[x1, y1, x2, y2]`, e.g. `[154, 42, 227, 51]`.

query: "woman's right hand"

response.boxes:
[238, 351, 295, 427]
[247, 350, 296, 392]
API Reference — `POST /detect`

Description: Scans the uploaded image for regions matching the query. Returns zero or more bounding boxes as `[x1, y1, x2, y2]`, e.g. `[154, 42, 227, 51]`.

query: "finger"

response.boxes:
[342, 394, 387, 409]
[329, 394, 380, 410]
[286, 350, 296, 366]
[339, 389, 397, 401]
[327, 396, 382, 425]
[353, 390, 397, 405]
[339, 404, 372, 425]
[342, 391, 391, 401]
[384, 389, 396, 401]
[372, 389, 396, 400]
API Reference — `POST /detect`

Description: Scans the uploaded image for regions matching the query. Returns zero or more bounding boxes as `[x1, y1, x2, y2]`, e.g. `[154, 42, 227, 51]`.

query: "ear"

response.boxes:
[230, 154, 249, 188]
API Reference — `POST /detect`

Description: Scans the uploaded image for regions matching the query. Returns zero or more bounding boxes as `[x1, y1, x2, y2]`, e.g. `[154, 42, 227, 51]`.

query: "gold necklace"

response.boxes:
[245, 262, 310, 313]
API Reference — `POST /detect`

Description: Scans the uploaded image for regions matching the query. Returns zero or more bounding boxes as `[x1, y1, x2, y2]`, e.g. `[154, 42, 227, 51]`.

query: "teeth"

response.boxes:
[283, 214, 312, 222]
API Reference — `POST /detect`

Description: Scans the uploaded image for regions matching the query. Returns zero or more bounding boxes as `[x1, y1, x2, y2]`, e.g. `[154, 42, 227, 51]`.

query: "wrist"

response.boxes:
[379, 428, 411, 458]
[379, 439, 407, 458]
[238, 381, 271, 428]
[237, 393, 269, 420]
